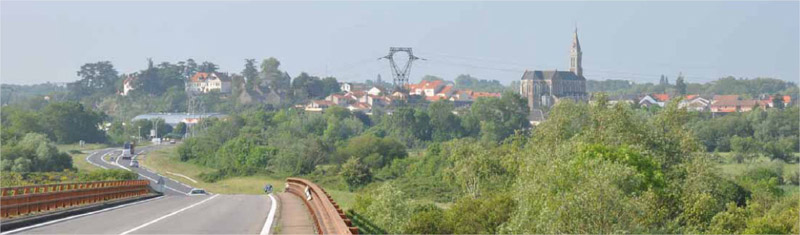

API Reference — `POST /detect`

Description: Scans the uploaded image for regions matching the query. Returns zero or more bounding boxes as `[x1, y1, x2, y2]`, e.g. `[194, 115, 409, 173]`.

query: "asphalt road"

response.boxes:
[86, 145, 193, 195]
[2, 146, 278, 234]
[11, 195, 273, 234]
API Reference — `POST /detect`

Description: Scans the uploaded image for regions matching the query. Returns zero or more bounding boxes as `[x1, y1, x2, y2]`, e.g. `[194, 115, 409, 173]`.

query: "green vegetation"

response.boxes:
[588, 76, 798, 98]
[1, 57, 798, 234]
[1, 169, 138, 187]
[141, 146, 285, 194]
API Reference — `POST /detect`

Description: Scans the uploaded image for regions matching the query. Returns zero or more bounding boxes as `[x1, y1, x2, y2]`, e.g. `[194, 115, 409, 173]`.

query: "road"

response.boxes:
[11, 195, 273, 234]
[1, 146, 279, 234]
[86, 145, 193, 195]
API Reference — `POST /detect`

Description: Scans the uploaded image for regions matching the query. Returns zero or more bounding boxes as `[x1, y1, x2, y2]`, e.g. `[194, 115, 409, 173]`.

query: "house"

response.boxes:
[186, 72, 232, 94]
[409, 80, 446, 97]
[435, 85, 455, 99]
[639, 94, 670, 107]
[340, 82, 352, 93]
[679, 95, 711, 111]
[762, 95, 792, 108]
[710, 95, 768, 114]
[121, 74, 138, 96]
[305, 100, 336, 112]
[367, 86, 385, 96]
[347, 102, 372, 112]
[325, 94, 351, 105]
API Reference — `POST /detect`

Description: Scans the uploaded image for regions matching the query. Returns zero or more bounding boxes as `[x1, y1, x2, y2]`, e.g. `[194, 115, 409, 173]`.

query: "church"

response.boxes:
[519, 28, 588, 117]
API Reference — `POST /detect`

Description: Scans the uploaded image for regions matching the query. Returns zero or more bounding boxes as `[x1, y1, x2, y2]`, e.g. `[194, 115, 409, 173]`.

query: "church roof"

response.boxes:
[520, 70, 585, 81]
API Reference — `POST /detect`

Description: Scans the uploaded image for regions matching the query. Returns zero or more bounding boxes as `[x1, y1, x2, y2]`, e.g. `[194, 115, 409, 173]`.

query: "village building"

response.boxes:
[519, 28, 588, 114]
[121, 74, 138, 96]
[186, 72, 232, 94]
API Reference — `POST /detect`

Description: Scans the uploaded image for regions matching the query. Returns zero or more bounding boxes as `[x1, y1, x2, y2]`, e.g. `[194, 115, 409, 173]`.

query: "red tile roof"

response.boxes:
[652, 93, 670, 102]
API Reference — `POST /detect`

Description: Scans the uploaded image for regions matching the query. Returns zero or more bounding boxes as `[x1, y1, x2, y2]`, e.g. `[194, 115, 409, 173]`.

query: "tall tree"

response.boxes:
[198, 61, 219, 73]
[675, 73, 687, 95]
[68, 61, 119, 98]
[184, 59, 198, 77]
[243, 59, 260, 91]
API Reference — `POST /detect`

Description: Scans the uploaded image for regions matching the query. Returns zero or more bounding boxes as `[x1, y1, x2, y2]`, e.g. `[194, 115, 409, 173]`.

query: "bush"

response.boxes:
[340, 157, 372, 191]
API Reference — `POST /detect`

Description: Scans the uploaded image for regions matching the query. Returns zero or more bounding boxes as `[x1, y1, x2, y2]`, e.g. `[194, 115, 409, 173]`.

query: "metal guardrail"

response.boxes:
[0, 180, 151, 218]
[286, 178, 358, 235]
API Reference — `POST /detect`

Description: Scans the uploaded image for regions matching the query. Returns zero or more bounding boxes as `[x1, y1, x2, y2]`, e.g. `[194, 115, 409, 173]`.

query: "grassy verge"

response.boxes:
[58, 143, 109, 172]
[717, 158, 799, 195]
[140, 145, 284, 194]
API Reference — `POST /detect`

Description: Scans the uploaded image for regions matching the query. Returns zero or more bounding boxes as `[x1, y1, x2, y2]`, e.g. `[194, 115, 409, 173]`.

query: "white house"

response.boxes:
[340, 82, 352, 93]
[121, 75, 138, 96]
[186, 72, 232, 94]
[367, 87, 384, 96]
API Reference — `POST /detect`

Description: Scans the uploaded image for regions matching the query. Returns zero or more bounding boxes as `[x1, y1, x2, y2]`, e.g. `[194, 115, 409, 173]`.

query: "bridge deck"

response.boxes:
[276, 192, 315, 234]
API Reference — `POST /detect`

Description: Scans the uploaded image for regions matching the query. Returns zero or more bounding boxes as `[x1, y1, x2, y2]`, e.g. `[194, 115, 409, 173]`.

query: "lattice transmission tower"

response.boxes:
[379, 47, 424, 91]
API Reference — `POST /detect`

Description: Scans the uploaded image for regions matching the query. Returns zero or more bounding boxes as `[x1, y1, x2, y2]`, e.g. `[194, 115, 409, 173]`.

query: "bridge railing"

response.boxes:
[285, 177, 358, 235]
[0, 180, 151, 219]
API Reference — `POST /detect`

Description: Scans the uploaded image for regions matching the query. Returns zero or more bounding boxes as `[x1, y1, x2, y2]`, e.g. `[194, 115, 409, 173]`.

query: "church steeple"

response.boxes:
[570, 27, 583, 77]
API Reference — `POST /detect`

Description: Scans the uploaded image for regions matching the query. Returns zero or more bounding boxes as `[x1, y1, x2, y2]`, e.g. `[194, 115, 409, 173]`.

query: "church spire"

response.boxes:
[570, 26, 583, 77]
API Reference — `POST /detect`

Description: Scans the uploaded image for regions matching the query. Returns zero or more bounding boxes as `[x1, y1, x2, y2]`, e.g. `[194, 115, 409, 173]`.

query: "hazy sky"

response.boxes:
[2, 1, 798, 85]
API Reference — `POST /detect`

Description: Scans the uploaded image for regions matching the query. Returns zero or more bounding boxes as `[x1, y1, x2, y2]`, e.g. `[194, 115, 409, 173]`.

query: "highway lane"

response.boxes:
[10, 195, 274, 234]
[3, 146, 279, 234]
[128, 195, 272, 234]
[86, 145, 193, 195]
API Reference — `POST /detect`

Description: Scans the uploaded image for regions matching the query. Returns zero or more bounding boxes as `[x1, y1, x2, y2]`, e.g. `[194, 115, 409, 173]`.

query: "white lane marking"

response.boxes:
[260, 194, 278, 235]
[100, 149, 187, 195]
[166, 172, 198, 183]
[85, 151, 108, 169]
[119, 194, 219, 235]
[0, 196, 164, 235]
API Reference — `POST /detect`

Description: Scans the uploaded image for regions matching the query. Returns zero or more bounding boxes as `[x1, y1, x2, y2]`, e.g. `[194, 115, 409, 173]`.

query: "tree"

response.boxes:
[464, 92, 529, 142]
[292, 72, 324, 100]
[261, 58, 290, 93]
[427, 100, 463, 141]
[41, 102, 106, 143]
[173, 122, 187, 136]
[421, 75, 444, 82]
[243, 59, 260, 91]
[338, 134, 407, 168]
[772, 93, 785, 109]
[198, 61, 219, 73]
[0, 133, 73, 172]
[184, 59, 198, 77]
[68, 61, 119, 99]
[675, 73, 687, 95]
[340, 157, 372, 190]
[321, 77, 341, 97]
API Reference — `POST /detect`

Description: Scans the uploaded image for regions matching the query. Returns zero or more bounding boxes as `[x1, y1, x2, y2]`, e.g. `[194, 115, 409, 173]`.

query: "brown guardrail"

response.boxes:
[286, 177, 358, 235]
[0, 180, 151, 219]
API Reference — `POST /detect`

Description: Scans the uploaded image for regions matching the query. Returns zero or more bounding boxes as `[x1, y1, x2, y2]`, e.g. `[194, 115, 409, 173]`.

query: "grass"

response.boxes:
[58, 143, 109, 172]
[716, 155, 800, 195]
[140, 145, 284, 194]
[140, 144, 359, 205]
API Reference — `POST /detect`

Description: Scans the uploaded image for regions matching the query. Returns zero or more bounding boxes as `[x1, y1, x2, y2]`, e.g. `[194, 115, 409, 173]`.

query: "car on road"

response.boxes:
[189, 188, 207, 195]
[170, 139, 176, 144]
[129, 160, 139, 168]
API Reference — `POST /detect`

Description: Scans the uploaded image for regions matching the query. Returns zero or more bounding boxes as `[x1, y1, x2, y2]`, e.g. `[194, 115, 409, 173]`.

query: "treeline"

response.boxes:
[689, 107, 799, 162]
[588, 77, 799, 98]
[347, 97, 798, 234]
[1, 101, 108, 173]
[176, 92, 529, 181]
[1, 169, 138, 187]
